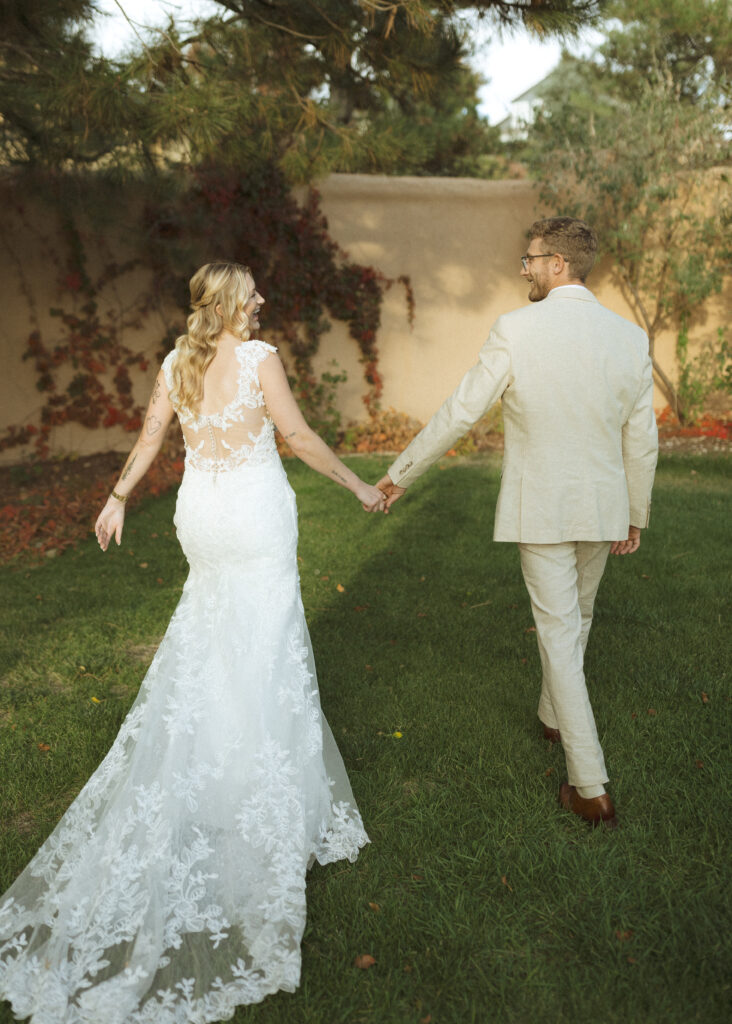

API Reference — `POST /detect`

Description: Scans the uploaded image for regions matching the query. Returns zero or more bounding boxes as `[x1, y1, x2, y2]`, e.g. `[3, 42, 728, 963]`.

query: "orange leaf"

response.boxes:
[615, 929, 634, 942]
[701, 692, 709, 704]
[647, 708, 657, 716]
[501, 875, 513, 891]
[695, 759, 704, 769]
[368, 902, 381, 913]
[420, 1016, 432, 1023]
[544, 767, 554, 776]
[38, 742, 51, 752]
[336, 583, 345, 593]
[354, 954, 376, 969]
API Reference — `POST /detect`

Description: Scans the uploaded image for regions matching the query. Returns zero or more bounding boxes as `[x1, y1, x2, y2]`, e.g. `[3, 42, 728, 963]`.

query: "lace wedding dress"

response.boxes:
[0, 340, 369, 1023]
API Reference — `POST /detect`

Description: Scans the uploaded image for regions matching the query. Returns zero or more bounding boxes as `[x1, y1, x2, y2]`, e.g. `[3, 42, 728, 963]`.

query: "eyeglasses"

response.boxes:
[521, 253, 556, 271]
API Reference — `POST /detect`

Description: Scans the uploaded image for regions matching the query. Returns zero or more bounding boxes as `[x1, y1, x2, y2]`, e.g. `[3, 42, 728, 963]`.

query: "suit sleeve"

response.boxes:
[622, 346, 658, 528]
[388, 324, 512, 489]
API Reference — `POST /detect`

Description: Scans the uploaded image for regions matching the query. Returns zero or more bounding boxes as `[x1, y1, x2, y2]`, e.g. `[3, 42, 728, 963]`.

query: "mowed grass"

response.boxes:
[0, 453, 730, 1024]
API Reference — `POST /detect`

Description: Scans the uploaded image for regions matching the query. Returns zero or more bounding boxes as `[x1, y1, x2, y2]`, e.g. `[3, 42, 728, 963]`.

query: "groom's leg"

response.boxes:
[518, 542, 610, 791]
[577, 541, 611, 653]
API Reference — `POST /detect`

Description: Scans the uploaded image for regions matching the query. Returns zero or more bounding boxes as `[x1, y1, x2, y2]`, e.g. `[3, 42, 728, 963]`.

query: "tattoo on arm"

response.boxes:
[151, 379, 161, 404]
[121, 453, 137, 481]
[284, 431, 297, 440]
[331, 470, 348, 485]
[146, 415, 162, 437]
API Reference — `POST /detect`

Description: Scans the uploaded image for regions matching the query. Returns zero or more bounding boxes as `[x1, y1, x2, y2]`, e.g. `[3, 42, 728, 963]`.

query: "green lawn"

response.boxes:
[1, 453, 730, 1024]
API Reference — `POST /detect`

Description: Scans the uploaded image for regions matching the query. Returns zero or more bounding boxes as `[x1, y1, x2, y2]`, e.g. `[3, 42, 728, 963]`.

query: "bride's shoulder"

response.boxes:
[236, 339, 279, 366]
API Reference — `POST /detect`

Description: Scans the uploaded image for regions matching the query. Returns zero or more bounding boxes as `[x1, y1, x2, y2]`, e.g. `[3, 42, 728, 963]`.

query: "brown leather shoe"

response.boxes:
[543, 723, 561, 744]
[559, 782, 618, 829]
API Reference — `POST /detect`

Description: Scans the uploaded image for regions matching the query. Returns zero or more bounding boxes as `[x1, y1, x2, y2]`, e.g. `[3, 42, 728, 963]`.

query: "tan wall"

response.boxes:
[1, 174, 729, 464]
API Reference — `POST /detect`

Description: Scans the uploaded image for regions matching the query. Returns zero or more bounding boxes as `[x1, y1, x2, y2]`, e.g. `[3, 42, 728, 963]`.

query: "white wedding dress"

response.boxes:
[0, 340, 369, 1023]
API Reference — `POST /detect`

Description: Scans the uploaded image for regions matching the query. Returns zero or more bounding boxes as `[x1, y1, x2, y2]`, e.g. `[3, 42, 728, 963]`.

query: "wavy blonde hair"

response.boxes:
[170, 261, 253, 412]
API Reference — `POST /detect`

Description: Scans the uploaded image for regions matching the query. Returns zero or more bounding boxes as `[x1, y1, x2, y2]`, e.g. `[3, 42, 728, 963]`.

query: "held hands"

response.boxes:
[356, 481, 388, 513]
[376, 474, 406, 513]
[95, 497, 126, 552]
[610, 525, 641, 556]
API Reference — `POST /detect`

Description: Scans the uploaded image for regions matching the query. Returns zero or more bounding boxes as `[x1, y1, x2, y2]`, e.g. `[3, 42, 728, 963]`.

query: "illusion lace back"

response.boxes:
[0, 340, 369, 1023]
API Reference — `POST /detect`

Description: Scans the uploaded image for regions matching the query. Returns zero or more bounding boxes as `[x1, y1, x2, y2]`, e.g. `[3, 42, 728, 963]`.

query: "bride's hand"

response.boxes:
[355, 481, 387, 513]
[95, 497, 126, 551]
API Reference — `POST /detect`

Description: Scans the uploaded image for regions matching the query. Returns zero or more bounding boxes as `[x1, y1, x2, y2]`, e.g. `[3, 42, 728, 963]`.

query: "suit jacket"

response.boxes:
[388, 286, 658, 543]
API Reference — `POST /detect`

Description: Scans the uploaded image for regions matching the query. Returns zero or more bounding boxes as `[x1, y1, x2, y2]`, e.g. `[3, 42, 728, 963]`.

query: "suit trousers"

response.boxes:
[518, 541, 611, 788]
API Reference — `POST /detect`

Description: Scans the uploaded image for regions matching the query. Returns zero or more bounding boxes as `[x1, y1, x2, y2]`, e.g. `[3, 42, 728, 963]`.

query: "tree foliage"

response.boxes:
[0, 0, 603, 180]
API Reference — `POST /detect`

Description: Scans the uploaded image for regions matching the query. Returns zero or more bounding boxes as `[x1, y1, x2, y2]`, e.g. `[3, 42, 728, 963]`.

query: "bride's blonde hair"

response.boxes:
[171, 261, 253, 412]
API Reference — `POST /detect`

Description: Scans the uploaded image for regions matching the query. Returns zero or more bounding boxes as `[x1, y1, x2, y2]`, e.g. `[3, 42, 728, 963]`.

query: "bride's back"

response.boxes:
[163, 340, 277, 474]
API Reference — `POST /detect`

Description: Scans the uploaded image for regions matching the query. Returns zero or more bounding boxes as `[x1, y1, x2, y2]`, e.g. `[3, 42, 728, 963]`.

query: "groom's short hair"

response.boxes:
[528, 217, 598, 281]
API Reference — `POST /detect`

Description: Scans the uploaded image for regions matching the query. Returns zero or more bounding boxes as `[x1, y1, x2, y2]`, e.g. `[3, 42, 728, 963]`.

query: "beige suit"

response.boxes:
[389, 286, 658, 789]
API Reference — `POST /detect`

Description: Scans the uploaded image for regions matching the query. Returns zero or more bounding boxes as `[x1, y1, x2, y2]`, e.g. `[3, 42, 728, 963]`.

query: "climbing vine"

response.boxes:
[1, 165, 414, 457]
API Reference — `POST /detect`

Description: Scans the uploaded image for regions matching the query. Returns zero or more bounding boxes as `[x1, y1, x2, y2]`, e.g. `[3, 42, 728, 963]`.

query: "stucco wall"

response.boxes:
[1, 173, 728, 464]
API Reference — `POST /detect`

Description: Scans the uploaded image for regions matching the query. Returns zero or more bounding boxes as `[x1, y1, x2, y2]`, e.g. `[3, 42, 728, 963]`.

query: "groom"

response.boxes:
[377, 217, 658, 827]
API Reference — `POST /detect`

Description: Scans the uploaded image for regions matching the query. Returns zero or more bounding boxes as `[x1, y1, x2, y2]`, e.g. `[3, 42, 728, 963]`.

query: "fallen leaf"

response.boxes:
[320, 575, 329, 581]
[501, 875, 513, 892]
[139, 562, 148, 569]
[695, 759, 704, 769]
[647, 708, 657, 716]
[393, 731, 403, 738]
[521, 657, 528, 664]
[411, 874, 423, 881]
[336, 583, 345, 593]
[420, 1016, 432, 1023]
[445, 448, 457, 456]
[525, 626, 536, 633]
[544, 767, 554, 776]
[368, 902, 381, 913]
[354, 954, 376, 969]
[37, 742, 51, 752]
[631, 713, 637, 719]
[365, 664, 373, 671]
[403, 964, 413, 973]
[354, 605, 368, 612]
[627, 956, 638, 964]
[701, 692, 709, 704]
[90, 697, 101, 704]
[641, 574, 650, 579]
[156, 577, 164, 584]
[615, 929, 634, 942]
[417, 612, 427, 618]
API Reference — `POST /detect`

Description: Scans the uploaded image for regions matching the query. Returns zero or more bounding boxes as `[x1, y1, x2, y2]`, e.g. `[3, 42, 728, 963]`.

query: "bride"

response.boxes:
[0, 261, 384, 1022]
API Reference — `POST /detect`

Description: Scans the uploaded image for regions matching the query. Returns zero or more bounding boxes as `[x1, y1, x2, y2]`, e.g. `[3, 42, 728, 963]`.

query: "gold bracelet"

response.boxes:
[111, 489, 128, 503]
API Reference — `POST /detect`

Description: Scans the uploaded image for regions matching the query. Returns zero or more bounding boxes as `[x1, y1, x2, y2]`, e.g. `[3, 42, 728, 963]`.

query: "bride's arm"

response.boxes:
[95, 368, 176, 551]
[258, 354, 385, 512]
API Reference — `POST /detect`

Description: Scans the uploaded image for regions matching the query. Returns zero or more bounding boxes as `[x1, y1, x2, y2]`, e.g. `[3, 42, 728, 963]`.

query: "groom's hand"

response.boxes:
[610, 525, 641, 555]
[376, 474, 406, 513]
